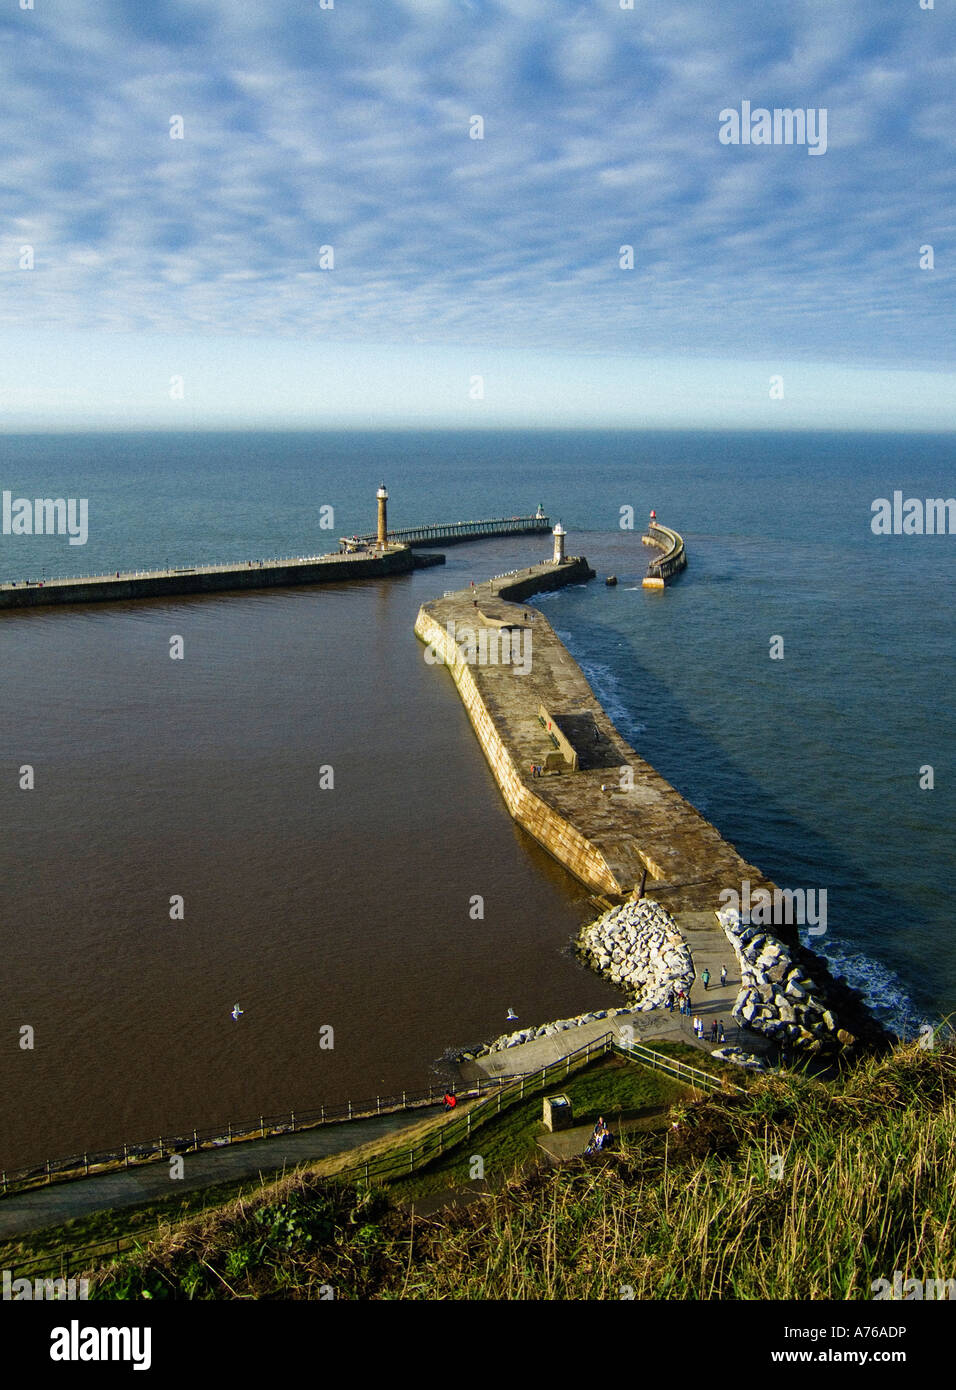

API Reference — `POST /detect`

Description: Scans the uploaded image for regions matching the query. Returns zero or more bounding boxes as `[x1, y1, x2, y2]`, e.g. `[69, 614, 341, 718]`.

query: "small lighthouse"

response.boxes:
[552, 522, 566, 565]
[376, 483, 389, 549]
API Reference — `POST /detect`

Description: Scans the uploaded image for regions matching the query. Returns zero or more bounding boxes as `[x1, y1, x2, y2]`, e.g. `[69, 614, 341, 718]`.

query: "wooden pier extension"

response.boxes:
[341, 513, 551, 550]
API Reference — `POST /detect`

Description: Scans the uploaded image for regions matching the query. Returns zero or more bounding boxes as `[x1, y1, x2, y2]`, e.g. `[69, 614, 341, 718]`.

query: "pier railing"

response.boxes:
[1, 1034, 747, 1286]
[0, 1077, 509, 1199]
[344, 514, 550, 548]
[0, 551, 355, 591]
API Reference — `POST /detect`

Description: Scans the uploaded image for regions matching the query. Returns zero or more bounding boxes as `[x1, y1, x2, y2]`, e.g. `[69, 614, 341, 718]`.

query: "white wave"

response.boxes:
[801, 933, 925, 1041]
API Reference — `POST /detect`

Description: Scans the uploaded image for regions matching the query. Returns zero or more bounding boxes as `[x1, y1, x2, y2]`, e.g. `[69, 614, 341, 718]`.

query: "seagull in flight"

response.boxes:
[231, 1004, 243, 1021]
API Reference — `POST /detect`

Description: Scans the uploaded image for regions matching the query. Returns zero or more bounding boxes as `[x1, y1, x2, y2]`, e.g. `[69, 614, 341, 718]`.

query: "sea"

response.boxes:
[0, 429, 952, 1171]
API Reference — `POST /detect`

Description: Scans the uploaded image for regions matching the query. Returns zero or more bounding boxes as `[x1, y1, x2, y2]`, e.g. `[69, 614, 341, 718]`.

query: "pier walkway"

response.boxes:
[416, 555, 777, 1068]
[0, 544, 438, 609]
[341, 513, 551, 550]
[415, 558, 775, 914]
[0, 1110, 434, 1242]
[457, 998, 753, 1087]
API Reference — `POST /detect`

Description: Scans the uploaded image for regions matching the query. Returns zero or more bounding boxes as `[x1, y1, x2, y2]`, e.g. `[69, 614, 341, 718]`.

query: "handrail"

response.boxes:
[347, 515, 550, 545]
[333, 1033, 744, 1189]
[333, 1032, 617, 1189]
[616, 1039, 746, 1093]
[2, 1034, 747, 1286]
[0, 1078, 505, 1197]
[0, 1031, 742, 1199]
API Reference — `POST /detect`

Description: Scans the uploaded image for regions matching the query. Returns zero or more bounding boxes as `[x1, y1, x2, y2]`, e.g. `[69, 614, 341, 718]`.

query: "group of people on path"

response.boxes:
[665, 985, 726, 1045]
[700, 965, 728, 990]
[667, 987, 693, 1015]
[692, 1016, 726, 1043]
[666, 962, 729, 1017]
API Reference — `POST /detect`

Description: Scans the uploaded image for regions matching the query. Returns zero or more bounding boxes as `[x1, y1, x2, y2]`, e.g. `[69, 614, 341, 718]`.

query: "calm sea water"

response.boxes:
[1, 430, 952, 1169]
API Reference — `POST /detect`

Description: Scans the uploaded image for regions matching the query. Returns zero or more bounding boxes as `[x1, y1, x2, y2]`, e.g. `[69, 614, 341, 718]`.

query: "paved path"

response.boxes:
[456, 902, 770, 1088]
[0, 1110, 432, 1241]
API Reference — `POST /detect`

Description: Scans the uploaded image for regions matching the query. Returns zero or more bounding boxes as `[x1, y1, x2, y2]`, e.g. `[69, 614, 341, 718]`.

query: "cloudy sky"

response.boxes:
[1, 0, 954, 429]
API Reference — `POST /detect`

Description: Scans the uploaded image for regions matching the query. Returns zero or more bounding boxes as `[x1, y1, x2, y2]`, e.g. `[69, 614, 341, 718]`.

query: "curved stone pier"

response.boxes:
[641, 522, 687, 589]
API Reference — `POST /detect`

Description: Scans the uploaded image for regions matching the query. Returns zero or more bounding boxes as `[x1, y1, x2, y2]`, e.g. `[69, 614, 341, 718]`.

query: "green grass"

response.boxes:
[0, 1049, 737, 1281]
[81, 1040, 956, 1300]
[388, 1056, 690, 1200]
[0, 1175, 292, 1281]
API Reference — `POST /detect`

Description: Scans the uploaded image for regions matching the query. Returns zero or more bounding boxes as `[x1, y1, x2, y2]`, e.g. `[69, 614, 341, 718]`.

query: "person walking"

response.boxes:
[717, 1020, 725, 1043]
[702, 968, 711, 991]
[710, 1019, 718, 1043]
[720, 964, 727, 987]
[666, 989, 675, 1012]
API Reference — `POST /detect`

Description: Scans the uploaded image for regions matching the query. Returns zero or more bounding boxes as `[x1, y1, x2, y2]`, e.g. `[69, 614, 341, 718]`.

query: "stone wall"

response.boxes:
[413, 605, 623, 894]
[0, 546, 416, 609]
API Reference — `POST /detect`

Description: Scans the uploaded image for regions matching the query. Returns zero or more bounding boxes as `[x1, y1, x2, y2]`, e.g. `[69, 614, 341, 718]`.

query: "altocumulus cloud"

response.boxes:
[0, 0, 953, 427]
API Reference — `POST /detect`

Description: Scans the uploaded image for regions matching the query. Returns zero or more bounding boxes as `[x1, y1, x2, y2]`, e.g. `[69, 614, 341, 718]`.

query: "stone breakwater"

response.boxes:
[421, 555, 890, 1066]
[458, 1005, 630, 1061]
[577, 899, 694, 1007]
[0, 544, 443, 609]
[718, 908, 855, 1056]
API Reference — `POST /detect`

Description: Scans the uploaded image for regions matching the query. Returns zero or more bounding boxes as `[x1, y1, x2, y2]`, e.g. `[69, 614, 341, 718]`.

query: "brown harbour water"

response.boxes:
[0, 540, 620, 1172]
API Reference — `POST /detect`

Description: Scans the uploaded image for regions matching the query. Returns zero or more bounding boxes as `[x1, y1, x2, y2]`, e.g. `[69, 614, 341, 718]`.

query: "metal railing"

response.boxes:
[347, 516, 550, 546]
[0, 1078, 514, 1198]
[0, 552, 358, 590]
[331, 1032, 744, 1190]
[1, 1034, 745, 1286]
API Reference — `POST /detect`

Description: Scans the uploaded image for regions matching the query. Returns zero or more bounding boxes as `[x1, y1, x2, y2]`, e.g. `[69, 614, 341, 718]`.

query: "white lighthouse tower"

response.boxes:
[552, 522, 566, 565]
[376, 483, 389, 549]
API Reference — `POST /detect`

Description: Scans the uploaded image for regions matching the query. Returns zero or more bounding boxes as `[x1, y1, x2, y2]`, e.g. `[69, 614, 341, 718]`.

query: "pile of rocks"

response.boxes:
[462, 1006, 629, 1060]
[712, 1045, 767, 1071]
[578, 898, 694, 1008]
[717, 908, 854, 1055]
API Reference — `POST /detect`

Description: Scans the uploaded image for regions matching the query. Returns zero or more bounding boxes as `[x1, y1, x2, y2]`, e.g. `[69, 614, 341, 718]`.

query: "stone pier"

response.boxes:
[416, 554, 884, 1068]
[415, 556, 774, 914]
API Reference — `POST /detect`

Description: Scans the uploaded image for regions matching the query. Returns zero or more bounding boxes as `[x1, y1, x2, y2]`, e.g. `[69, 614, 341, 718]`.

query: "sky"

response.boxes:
[1, 0, 954, 431]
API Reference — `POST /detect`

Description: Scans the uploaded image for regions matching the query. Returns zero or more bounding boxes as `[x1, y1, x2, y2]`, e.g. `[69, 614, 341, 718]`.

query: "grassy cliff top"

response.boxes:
[83, 1039, 955, 1301]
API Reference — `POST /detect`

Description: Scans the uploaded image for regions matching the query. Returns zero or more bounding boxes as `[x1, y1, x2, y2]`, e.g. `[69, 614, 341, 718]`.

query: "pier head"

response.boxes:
[642, 513, 687, 588]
